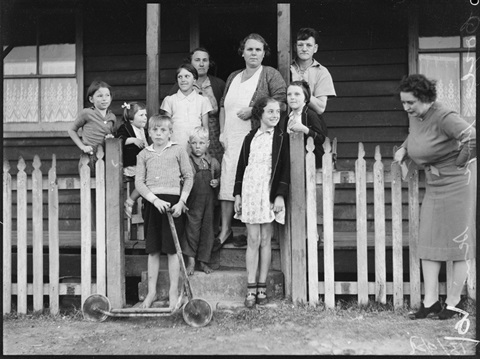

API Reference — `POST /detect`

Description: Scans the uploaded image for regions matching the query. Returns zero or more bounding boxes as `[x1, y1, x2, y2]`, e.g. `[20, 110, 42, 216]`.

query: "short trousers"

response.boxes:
[143, 194, 185, 255]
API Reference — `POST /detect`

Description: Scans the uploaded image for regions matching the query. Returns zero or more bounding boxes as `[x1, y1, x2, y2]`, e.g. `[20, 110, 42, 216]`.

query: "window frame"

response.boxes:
[408, 4, 476, 122]
[3, 6, 83, 138]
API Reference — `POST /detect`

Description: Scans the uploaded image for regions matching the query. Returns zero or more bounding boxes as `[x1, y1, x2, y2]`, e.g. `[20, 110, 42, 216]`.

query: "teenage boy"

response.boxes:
[291, 27, 336, 116]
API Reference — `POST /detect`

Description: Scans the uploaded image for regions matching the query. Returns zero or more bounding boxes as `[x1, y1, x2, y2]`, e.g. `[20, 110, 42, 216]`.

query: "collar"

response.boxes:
[175, 89, 196, 101]
[145, 141, 175, 153]
[254, 127, 275, 138]
[190, 153, 212, 165]
[194, 77, 211, 91]
[291, 58, 321, 71]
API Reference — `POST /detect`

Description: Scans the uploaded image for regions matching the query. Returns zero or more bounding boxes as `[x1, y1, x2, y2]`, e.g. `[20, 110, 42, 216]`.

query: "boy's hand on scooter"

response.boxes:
[154, 198, 171, 213]
[171, 200, 188, 217]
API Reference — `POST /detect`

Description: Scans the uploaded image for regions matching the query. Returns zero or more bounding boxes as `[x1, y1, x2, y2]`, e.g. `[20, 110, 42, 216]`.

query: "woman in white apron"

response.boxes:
[213, 33, 287, 251]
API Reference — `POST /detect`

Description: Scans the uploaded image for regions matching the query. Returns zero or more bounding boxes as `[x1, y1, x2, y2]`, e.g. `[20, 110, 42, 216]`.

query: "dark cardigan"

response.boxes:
[233, 126, 290, 202]
[115, 122, 150, 168]
[279, 106, 327, 168]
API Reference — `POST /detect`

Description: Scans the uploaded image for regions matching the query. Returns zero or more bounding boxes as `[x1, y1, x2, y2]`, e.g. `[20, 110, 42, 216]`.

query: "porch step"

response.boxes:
[138, 268, 284, 304]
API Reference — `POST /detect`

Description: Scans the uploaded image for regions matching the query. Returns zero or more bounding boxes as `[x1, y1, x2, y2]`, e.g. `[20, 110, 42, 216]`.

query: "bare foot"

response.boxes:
[186, 257, 195, 276]
[139, 292, 157, 309]
[199, 261, 213, 274]
[168, 291, 181, 311]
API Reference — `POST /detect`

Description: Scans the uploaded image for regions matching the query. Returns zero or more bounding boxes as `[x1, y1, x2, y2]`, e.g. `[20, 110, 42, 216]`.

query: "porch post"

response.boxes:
[147, 4, 161, 117]
[189, 5, 200, 51]
[277, 3, 291, 84]
[407, 1, 419, 74]
[277, 3, 293, 299]
[105, 139, 126, 308]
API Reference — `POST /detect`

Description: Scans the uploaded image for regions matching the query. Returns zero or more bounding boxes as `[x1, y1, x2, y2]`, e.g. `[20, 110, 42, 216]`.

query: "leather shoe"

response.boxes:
[408, 301, 442, 319]
[233, 234, 247, 247]
[436, 300, 467, 320]
[212, 230, 233, 252]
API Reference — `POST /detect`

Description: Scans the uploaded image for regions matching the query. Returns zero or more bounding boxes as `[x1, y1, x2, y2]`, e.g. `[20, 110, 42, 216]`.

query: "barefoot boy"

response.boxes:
[183, 127, 221, 275]
[135, 114, 193, 309]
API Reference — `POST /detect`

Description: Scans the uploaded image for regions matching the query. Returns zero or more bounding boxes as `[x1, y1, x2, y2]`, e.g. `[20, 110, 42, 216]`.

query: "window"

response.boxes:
[3, 6, 82, 134]
[417, 8, 476, 124]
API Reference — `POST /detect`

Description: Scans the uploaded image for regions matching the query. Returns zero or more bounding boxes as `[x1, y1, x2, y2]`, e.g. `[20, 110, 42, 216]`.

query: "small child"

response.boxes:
[233, 97, 290, 308]
[183, 127, 221, 275]
[135, 114, 193, 310]
[68, 80, 116, 170]
[115, 101, 149, 218]
[160, 63, 212, 150]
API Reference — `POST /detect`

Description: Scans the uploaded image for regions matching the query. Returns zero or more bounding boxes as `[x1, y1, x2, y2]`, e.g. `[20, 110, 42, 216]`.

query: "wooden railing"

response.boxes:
[3, 139, 125, 315]
[285, 135, 476, 308]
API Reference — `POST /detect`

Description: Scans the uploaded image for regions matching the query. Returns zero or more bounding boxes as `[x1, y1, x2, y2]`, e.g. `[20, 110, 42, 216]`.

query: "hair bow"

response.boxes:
[121, 102, 131, 110]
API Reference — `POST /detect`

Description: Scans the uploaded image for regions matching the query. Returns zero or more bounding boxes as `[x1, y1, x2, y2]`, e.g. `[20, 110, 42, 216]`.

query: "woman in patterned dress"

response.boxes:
[233, 97, 290, 308]
[394, 74, 476, 320]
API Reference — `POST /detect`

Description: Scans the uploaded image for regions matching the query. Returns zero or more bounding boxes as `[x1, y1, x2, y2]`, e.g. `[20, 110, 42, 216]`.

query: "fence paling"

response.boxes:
[80, 155, 92, 306]
[17, 157, 28, 314]
[305, 138, 318, 306]
[48, 154, 60, 315]
[391, 161, 404, 308]
[373, 146, 386, 304]
[95, 147, 107, 296]
[289, 132, 307, 303]
[32, 155, 44, 312]
[322, 138, 335, 309]
[408, 170, 421, 308]
[3, 160, 12, 314]
[355, 143, 368, 305]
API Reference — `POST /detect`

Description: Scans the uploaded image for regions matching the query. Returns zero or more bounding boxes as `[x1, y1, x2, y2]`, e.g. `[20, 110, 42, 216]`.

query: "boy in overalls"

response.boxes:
[183, 127, 221, 275]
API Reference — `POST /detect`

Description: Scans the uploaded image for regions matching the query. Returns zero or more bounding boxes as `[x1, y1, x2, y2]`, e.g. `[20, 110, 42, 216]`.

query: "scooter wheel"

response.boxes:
[182, 298, 213, 327]
[83, 294, 111, 322]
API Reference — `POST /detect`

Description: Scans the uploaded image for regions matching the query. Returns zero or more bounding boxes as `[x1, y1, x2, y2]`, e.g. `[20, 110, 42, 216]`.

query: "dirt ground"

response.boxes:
[3, 299, 478, 356]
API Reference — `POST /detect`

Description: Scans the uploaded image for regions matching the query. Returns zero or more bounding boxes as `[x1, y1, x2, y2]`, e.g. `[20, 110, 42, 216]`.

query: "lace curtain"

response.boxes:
[4, 78, 77, 123]
[419, 53, 476, 124]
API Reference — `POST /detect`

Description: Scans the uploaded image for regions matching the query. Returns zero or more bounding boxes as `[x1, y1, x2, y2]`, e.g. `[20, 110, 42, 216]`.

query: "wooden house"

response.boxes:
[3, 0, 476, 306]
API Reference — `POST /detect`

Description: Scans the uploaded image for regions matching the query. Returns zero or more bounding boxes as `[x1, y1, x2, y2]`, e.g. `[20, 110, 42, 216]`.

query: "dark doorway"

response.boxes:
[199, 3, 278, 81]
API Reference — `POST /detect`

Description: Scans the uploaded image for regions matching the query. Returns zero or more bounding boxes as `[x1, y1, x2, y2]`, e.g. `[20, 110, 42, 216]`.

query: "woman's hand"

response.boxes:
[272, 196, 285, 213]
[171, 200, 188, 217]
[210, 179, 219, 188]
[105, 134, 114, 139]
[289, 122, 309, 135]
[394, 147, 407, 163]
[154, 198, 171, 214]
[237, 107, 252, 121]
[234, 195, 242, 214]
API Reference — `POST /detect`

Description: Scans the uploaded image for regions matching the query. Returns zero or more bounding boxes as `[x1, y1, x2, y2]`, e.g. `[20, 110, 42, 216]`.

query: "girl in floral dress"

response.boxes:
[233, 97, 290, 308]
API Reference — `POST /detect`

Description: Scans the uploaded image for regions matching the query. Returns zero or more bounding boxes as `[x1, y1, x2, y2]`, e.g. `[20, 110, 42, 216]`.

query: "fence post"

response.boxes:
[289, 132, 307, 303]
[355, 143, 368, 305]
[17, 157, 28, 314]
[79, 155, 92, 306]
[95, 146, 107, 296]
[48, 154, 60, 315]
[280, 193, 292, 299]
[322, 138, 335, 308]
[305, 137, 318, 306]
[391, 160, 404, 309]
[373, 146, 386, 304]
[105, 138, 126, 308]
[32, 155, 44, 312]
[408, 170, 421, 308]
[3, 160, 12, 314]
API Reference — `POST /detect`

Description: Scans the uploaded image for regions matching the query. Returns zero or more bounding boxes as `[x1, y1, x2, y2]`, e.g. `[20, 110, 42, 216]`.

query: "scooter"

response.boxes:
[82, 211, 213, 327]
